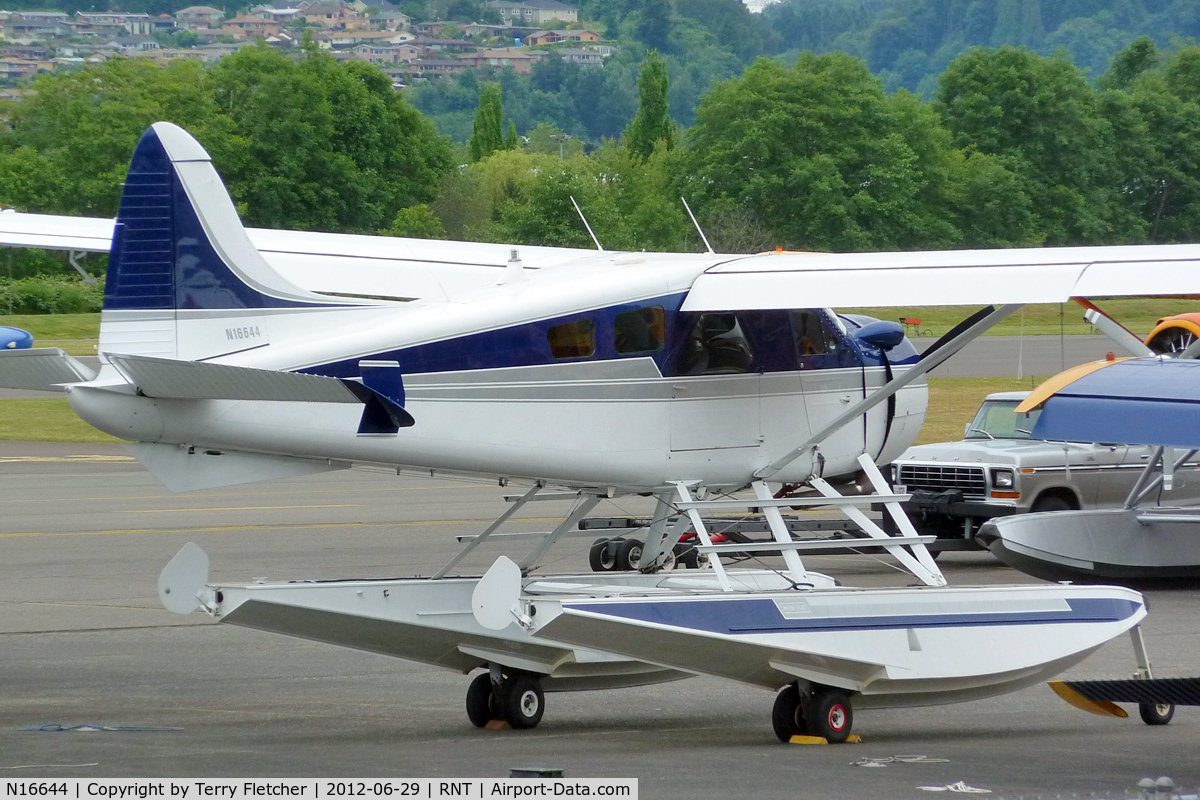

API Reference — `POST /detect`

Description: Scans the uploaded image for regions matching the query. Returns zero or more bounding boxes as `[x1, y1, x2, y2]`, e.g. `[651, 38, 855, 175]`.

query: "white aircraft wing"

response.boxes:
[0, 210, 115, 252]
[0, 210, 599, 301]
[685, 244, 1200, 310]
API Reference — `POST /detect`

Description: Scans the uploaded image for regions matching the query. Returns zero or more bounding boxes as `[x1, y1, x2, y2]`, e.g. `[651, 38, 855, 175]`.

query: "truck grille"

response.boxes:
[899, 465, 987, 501]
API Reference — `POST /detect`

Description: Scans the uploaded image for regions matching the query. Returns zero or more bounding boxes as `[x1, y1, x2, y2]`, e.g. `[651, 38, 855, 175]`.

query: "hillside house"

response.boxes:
[406, 57, 467, 78]
[557, 46, 608, 65]
[76, 12, 158, 36]
[175, 6, 224, 30]
[222, 15, 281, 39]
[524, 29, 563, 46]
[458, 46, 541, 75]
[304, 3, 367, 30]
[487, 1, 577, 26]
[7, 12, 70, 38]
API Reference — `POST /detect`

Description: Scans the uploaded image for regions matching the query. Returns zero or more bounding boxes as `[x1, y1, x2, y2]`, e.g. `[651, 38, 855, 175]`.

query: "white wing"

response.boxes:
[0, 210, 600, 301]
[683, 245, 1200, 309]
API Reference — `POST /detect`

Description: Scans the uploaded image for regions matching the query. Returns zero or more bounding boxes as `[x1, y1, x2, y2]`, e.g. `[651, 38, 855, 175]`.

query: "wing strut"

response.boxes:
[753, 304, 1023, 481]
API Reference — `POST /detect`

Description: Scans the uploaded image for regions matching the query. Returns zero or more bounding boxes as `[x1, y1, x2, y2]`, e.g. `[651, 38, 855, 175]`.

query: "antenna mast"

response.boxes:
[570, 196, 604, 252]
[681, 197, 714, 255]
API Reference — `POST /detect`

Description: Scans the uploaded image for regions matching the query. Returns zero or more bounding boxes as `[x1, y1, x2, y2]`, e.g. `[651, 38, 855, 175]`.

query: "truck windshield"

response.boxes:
[965, 400, 1042, 440]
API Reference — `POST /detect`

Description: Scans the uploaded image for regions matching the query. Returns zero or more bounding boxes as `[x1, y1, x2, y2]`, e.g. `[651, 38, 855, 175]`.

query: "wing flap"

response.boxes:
[0, 347, 98, 392]
[107, 353, 360, 404]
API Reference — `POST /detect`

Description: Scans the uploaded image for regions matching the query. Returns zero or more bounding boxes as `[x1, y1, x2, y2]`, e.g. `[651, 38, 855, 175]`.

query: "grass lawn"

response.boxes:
[0, 399, 122, 443]
[916, 377, 1044, 445]
[848, 298, 1200, 339]
[0, 313, 100, 356]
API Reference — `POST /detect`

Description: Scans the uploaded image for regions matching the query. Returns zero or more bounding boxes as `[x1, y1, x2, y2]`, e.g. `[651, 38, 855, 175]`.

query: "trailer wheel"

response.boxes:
[615, 538, 643, 571]
[810, 688, 853, 743]
[589, 538, 620, 572]
[502, 674, 545, 729]
[771, 683, 806, 742]
[1139, 702, 1174, 726]
[466, 673, 498, 728]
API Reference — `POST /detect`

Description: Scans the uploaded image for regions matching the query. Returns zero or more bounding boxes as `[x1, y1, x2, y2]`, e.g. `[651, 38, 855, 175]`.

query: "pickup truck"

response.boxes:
[889, 391, 1200, 551]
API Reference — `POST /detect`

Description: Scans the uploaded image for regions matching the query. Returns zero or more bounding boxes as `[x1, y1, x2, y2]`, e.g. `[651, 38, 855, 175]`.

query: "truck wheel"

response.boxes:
[1031, 496, 1072, 514]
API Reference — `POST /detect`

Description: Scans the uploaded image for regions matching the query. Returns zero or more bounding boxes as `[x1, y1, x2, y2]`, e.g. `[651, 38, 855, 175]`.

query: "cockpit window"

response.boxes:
[676, 313, 754, 375]
[966, 400, 1042, 440]
[614, 306, 665, 354]
[791, 310, 839, 365]
[547, 319, 596, 359]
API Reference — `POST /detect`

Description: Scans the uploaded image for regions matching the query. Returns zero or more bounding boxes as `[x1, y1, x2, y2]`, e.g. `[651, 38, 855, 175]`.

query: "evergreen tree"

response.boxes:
[505, 120, 520, 150]
[622, 51, 673, 160]
[469, 83, 504, 162]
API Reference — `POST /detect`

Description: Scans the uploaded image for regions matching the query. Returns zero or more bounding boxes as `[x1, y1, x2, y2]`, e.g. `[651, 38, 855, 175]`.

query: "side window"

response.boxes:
[547, 319, 595, 359]
[676, 313, 754, 375]
[614, 306, 665, 354]
[791, 310, 839, 368]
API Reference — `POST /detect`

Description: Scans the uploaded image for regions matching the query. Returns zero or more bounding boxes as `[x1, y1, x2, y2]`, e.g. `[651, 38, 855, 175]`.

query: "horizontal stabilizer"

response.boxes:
[108, 353, 360, 404]
[0, 347, 98, 392]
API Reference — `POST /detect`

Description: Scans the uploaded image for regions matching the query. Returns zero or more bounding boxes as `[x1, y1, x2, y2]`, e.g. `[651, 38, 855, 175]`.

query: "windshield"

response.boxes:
[965, 400, 1042, 440]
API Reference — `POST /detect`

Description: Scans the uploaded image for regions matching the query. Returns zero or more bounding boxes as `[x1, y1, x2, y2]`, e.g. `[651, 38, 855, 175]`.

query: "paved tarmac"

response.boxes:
[1, 443, 1197, 797]
[913, 334, 1116, 378]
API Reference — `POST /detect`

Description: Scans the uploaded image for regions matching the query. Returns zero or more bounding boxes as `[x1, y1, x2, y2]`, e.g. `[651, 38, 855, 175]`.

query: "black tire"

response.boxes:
[589, 538, 619, 572]
[771, 684, 806, 742]
[501, 674, 545, 729]
[809, 688, 853, 743]
[1139, 702, 1175, 725]
[1031, 495, 1073, 514]
[675, 542, 699, 569]
[465, 673, 497, 728]
[615, 538, 643, 571]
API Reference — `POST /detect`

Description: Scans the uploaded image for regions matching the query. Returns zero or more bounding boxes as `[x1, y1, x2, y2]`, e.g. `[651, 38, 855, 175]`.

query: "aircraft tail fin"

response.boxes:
[101, 123, 352, 361]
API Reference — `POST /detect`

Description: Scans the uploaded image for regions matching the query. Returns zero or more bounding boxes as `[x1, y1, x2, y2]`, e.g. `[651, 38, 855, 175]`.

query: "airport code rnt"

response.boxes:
[2, 782, 637, 800]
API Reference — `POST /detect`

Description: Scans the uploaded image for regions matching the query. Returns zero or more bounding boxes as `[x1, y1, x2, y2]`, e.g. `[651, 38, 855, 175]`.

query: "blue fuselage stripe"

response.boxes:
[561, 597, 1140, 635]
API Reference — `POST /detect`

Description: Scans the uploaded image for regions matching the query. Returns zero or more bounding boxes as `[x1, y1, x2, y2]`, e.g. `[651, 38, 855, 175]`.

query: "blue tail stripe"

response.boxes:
[105, 124, 338, 313]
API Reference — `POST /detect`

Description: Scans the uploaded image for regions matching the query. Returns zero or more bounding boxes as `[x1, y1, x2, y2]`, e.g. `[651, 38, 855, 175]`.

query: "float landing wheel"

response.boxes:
[809, 688, 853, 743]
[1139, 702, 1175, 725]
[501, 674, 545, 729]
[771, 683, 807, 742]
[465, 672, 499, 728]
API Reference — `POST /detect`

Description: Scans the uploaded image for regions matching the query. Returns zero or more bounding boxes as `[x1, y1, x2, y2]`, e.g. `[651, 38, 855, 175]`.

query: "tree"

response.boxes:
[208, 43, 453, 232]
[384, 204, 447, 239]
[524, 122, 584, 158]
[1102, 46, 1200, 242]
[937, 46, 1141, 245]
[469, 83, 505, 161]
[0, 57, 238, 218]
[679, 52, 960, 252]
[622, 50, 673, 160]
